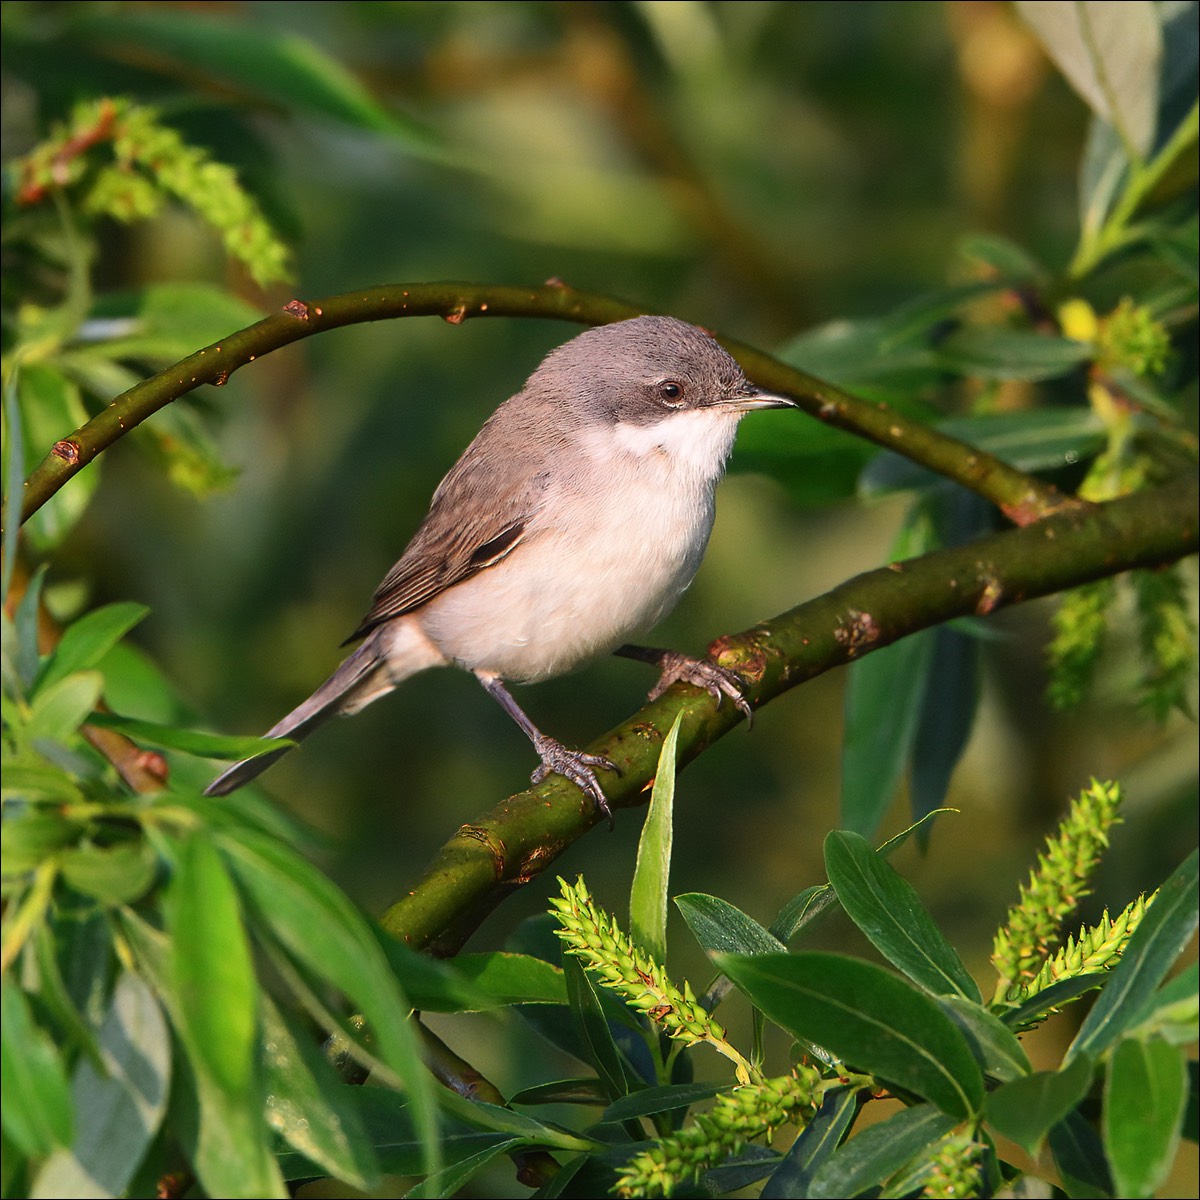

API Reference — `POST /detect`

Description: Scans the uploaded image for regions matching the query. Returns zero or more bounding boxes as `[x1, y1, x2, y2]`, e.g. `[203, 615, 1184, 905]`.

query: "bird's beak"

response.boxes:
[714, 383, 797, 412]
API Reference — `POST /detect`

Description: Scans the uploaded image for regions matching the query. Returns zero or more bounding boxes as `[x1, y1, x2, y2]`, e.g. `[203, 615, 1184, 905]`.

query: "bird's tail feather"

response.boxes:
[205, 628, 404, 796]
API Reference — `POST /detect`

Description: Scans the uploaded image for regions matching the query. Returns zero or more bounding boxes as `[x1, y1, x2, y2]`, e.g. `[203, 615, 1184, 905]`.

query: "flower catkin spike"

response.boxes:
[613, 1068, 823, 1198]
[1011, 892, 1155, 1022]
[551, 876, 757, 1084]
[991, 780, 1123, 1004]
[921, 1127, 986, 1199]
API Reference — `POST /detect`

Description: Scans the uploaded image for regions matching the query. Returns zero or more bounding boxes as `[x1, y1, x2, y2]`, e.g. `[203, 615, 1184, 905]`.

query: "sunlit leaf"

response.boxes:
[1016, 1, 1162, 157]
[717, 952, 984, 1117]
[1104, 1037, 1188, 1198]
[30, 971, 170, 1200]
[824, 831, 980, 1000]
[630, 712, 681, 964]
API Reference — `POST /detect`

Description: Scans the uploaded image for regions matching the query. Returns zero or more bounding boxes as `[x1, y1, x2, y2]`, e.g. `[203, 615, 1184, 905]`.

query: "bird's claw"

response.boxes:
[530, 738, 621, 828]
[647, 651, 754, 725]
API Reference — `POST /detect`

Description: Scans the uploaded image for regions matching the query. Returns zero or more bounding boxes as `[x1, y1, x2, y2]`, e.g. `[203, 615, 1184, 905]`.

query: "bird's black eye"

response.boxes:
[658, 380, 685, 406]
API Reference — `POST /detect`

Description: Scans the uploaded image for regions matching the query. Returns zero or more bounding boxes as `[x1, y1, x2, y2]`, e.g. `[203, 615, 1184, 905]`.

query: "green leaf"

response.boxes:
[909, 625, 979, 828]
[717, 952, 984, 1118]
[77, 8, 438, 152]
[30, 971, 171, 1200]
[934, 326, 1093, 381]
[1104, 1037, 1188, 1198]
[26, 671, 103, 743]
[377, 943, 565, 1012]
[508, 1078, 609, 1107]
[777, 318, 942, 395]
[85, 283, 263, 364]
[219, 828, 440, 1175]
[769, 884, 837, 943]
[84, 711, 293, 760]
[1000, 972, 1112, 1030]
[824, 831, 980, 1001]
[676, 892, 786, 957]
[59, 839, 160, 906]
[1050, 1108, 1116, 1199]
[1068, 849, 1199, 1062]
[10, 564, 48, 691]
[860, 408, 1107, 497]
[562, 956, 638, 1102]
[164, 832, 260, 1098]
[984, 1053, 1094, 1157]
[761, 1086, 858, 1198]
[0, 976, 74, 1157]
[629, 712, 681, 964]
[937, 996, 1032, 1083]
[453, 952, 567, 1007]
[807, 1103, 956, 1198]
[2, 367, 24, 605]
[957, 233, 1047, 279]
[259, 996, 380, 1191]
[17, 364, 97, 553]
[431, 1085, 596, 1150]
[1130, 961, 1199, 1044]
[405, 1137, 526, 1199]
[1015, 1, 1162, 158]
[841, 629, 935, 838]
[603, 1082, 724, 1122]
[34, 602, 149, 694]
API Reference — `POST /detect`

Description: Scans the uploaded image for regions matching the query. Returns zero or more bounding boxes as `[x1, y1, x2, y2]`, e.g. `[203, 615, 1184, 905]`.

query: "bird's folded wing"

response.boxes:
[343, 468, 551, 641]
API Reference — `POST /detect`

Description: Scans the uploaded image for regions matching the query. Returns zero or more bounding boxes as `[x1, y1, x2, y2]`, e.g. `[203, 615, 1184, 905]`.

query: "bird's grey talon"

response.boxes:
[642, 650, 754, 727]
[530, 737, 618, 827]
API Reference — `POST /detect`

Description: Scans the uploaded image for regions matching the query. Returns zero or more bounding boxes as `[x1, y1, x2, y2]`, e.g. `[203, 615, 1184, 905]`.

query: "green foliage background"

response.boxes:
[1, 2, 1197, 1197]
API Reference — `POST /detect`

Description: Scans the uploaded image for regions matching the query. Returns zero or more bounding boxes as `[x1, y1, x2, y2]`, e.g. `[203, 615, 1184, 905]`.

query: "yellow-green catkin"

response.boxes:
[16, 97, 290, 287]
[992, 780, 1122, 1003]
[613, 1069, 823, 1199]
[551, 876, 755, 1083]
[1046, 580, 1115, 711]
[1016, 893, 1154, 1017]
[921, 1128, 986, 1199]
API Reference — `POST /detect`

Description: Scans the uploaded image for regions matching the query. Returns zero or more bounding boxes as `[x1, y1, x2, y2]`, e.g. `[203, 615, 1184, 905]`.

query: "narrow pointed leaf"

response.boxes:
[1050, 1108, 1116, 1199]
[30, 971, 170, 1200]
[33, 602, 149, 694]
[259, 996, 380, 1190]
[1104, 1037, 1188, 1198]
[842, 629, 935, 837]
[761, 1086, 858, 1198]
[938, 996, 1031, 1082]
[676, 892, 786, 957]
[1016, 1, 1162, 157]
[717, 952, 984, 1117]
[0, 976, 74, 1157]
[807, 1103, 956, 1198]
[219, 829, 440, 1174]
[984, 1054, 1094, 1156]
[630, 712, 681, 964]
[825, 831, 980, 1000]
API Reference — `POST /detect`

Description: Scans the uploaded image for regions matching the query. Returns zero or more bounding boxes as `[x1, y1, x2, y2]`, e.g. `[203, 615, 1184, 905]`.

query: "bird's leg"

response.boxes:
[475, 671, 619, 827]
[615, 644, 753, 724]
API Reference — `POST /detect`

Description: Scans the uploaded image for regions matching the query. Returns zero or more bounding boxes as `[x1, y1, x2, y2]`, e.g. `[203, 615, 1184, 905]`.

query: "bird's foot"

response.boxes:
[530, 737, 620, 828]
[646, 651, 754, 724]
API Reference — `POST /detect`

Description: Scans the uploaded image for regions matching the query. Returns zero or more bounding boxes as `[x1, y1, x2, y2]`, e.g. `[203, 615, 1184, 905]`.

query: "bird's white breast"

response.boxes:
[417, 409, 740, 681]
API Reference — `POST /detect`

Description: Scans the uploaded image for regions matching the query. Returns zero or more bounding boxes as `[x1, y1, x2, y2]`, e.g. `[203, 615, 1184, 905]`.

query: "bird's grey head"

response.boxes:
[528, 315, 794, 429]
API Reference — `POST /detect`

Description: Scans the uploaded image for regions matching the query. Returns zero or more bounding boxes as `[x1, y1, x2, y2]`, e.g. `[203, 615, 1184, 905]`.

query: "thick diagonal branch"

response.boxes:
[378, 473, 1197, 954]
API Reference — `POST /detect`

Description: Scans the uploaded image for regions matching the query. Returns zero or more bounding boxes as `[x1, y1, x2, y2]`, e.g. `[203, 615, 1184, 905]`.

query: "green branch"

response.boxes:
[8, 281, 1069, 535]
[380, 473, 1197, 952]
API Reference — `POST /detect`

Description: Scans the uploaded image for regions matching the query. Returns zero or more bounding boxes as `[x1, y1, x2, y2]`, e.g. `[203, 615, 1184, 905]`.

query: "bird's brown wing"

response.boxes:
[344, 465, 552, 642]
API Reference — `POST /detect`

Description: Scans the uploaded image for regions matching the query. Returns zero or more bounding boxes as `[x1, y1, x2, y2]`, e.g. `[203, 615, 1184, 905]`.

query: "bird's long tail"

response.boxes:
[204, 624, 436, 796]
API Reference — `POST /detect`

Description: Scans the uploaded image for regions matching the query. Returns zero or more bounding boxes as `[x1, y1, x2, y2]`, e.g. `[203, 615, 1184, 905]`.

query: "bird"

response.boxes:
[205, 315, 795, 821]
